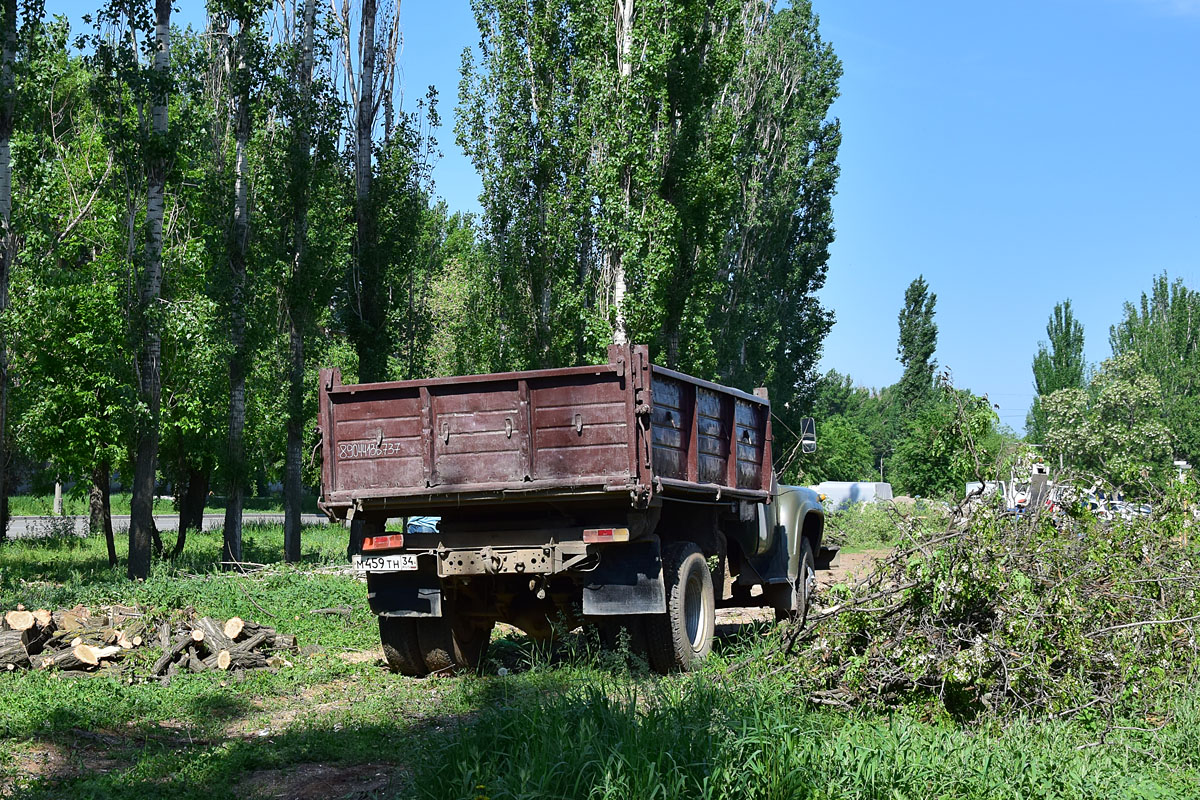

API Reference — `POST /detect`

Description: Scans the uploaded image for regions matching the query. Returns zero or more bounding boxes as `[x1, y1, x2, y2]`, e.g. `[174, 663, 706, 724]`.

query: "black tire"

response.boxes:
[379, 616, 428, 676]
[380, 614, 494, 676]
[417, 615, 495, 675]
[645, 542, 715, 673]
[774, 538, 816, 626]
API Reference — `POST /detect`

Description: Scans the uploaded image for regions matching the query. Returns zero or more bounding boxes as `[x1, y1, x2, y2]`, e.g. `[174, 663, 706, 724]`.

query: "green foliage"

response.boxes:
[806, 415, 875, 483]
[456, 0, 841, 427]
[824, 502, 947, 553]
[1027, 299, 1086, 443]
[1042, 354, 1171, 488]
[895, 275, 938, 410]
[1110, 272, 1200, 463]
[889, 388, 1000, 499]
[3, 524, 1200, 798]
[413, 679, 1200, 799]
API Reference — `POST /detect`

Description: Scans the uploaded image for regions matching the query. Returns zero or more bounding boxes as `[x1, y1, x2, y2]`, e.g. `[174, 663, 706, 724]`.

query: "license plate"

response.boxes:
[353, 553, 418, 572]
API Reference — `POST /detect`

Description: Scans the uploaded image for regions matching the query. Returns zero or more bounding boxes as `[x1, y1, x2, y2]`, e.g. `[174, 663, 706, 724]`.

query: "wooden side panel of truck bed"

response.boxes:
[318, 345, 772, 516]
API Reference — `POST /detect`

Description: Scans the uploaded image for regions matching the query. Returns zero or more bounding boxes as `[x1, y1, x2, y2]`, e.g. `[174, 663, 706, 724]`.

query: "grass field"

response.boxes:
[2, 526, 1198, 798]
[7, 493, 319, 517]
[823, 501, 949, 553]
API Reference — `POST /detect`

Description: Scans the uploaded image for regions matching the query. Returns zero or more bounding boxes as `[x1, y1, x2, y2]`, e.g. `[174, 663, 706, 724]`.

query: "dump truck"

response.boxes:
[317, 344, 828, 674]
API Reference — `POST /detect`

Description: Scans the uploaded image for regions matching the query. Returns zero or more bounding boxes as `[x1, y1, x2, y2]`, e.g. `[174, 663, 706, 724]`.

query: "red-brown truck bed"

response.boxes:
[318, 344, 772, 517]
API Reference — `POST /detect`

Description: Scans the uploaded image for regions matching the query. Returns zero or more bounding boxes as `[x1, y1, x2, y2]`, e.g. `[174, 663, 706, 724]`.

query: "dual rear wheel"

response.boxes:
[379, 613, 493, 677]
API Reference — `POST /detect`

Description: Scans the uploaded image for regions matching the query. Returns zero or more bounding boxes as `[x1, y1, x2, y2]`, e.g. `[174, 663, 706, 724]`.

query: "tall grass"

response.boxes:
[414, 670, 1200, 799]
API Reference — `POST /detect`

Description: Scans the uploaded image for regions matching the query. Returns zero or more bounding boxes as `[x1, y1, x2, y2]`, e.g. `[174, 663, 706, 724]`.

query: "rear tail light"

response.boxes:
[362, 533, 405, 551]
[583, 527, 630, 543]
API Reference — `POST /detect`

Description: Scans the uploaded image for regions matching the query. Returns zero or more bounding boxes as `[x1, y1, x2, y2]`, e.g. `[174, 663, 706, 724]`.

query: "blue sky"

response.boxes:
[52, 0, 1200, 433]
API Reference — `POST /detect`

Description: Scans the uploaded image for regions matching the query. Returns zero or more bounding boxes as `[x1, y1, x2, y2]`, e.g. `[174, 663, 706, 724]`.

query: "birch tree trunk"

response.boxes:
[353, 0, 380, 382]
[223, 16, 253, 567]
[609, 0, 634, 347]
[129, 0, 171, 580]
[0, 0, 16, 543]
[284, 0, 317, 563]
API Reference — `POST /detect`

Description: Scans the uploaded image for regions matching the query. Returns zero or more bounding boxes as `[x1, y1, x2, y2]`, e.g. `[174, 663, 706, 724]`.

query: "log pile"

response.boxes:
[149, 615, 298, 678]
[0, 604, 298, 679]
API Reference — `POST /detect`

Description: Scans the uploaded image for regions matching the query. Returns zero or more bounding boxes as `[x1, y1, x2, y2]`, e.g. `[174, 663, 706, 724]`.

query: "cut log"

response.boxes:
[157, 621, 170, 650]
[193, 617, 235, 654]
[232, 631, 270, 654]
[203, 649, 233, 671]
[74, 644, 102, 666]
[186, 648, 207, 673]
[21, 622, 54, 656]
[152, 634, 193, 675]
[223, 617, 245, 640]
[40, 644, 100, 671]
[273, 633, 298, 652]
[191, 629, 205, 643]
[32, 610, 52, 628]
[52, 611, 85, 632]
[92, 645, 121, 661]
[227, 649, 268, 670]
[132, 635, 143, 647]
[267, 654, 292, 670]
[107, 605, 140, 626]
[0, 630, 30, 669]
[5, 610, 34, 631]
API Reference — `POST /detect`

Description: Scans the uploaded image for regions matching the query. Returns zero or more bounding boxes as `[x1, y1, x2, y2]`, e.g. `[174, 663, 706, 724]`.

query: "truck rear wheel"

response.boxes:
[418, 616, 494, 674]
[379, 617, 427, 676]
[645, 542, 715, 673]
[379, 614, 494, 676]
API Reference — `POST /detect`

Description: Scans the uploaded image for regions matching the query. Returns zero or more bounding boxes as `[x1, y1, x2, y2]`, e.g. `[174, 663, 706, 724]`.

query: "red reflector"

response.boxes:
[362, 533, 405, 551]
[583, 527, 629, 543]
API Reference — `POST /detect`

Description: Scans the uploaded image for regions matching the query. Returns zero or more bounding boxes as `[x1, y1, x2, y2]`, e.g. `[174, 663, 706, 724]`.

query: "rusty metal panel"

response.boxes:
[696, 388, 729, 485]
[734, 398, 767, 489]
[331, 387, 423, 493]
[530, 375, 629, 480]
[650, 365, 771, 496]
[649, 374, 689, 480]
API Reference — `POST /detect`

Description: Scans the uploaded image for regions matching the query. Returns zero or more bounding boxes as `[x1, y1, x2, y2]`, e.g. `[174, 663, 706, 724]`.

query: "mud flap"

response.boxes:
[368, 571, 443, 618]
[582, 539, 667, 615]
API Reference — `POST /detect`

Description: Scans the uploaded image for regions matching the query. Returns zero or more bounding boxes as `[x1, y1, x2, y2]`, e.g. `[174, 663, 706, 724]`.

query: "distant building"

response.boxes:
[813, 481, 894, 510]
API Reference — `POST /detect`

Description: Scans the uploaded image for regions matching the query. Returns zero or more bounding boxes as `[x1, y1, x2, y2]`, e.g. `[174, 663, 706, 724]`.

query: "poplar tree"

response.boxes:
[895, 275, 938, 411]
[1027, 300, 1085, 443]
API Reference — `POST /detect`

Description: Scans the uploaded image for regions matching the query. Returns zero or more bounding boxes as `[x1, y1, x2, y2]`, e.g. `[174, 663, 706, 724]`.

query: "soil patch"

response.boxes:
[237, 762, 399, 800]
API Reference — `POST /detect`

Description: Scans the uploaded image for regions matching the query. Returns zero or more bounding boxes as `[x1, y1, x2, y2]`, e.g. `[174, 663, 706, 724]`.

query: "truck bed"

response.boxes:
[318, 344, 772, 518]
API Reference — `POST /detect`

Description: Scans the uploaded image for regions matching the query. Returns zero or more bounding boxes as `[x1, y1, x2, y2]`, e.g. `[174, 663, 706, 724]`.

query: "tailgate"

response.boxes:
[318, 346, 650, 512]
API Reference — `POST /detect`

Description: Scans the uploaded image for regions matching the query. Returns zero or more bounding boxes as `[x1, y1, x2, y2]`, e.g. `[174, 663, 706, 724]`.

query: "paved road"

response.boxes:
[7, 513, 332, 539]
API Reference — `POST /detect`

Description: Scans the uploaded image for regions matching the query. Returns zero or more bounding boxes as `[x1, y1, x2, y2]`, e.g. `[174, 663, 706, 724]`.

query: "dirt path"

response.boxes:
[820, 548, 890, 589]
[714, 547, 890, 629]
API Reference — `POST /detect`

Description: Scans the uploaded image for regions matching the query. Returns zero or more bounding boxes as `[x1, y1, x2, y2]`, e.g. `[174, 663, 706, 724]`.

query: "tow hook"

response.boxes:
[480, 546, 503, 575]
